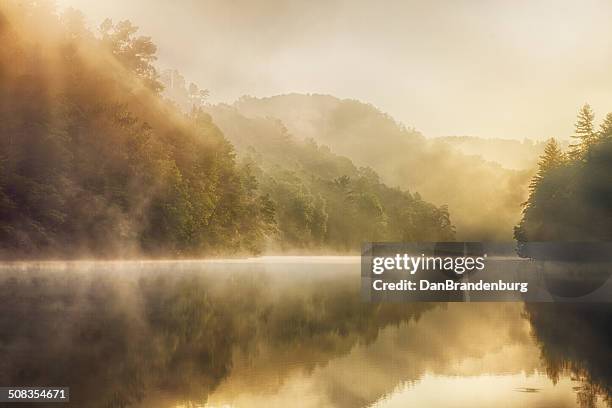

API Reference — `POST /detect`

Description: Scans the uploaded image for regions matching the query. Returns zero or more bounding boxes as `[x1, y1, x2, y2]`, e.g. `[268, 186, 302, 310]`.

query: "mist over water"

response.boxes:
[0, 260, 609, 408]
[1, 2, 611, 408]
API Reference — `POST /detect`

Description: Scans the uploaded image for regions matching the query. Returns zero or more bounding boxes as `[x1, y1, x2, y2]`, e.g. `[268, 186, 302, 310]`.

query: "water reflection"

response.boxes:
[0, 259, 609, 407]
[524, 303, 612, 408]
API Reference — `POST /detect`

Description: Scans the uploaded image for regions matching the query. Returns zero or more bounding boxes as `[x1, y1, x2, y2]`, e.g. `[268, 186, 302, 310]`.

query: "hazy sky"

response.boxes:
[55, 0, 612, 139]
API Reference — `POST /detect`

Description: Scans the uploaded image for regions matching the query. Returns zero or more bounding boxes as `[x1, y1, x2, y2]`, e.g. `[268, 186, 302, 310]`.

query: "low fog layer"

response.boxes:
[436, 137, 552, 171]
[5, 1, 612, 256]
[0, 2, 454, 257]
[0, 263, 609, 407]
[229, 94, 533, 240]
[0, 2, 277, 257]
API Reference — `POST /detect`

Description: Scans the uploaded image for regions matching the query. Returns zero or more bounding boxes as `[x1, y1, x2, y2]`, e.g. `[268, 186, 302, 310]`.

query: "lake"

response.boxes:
[0, 257, 610, 407]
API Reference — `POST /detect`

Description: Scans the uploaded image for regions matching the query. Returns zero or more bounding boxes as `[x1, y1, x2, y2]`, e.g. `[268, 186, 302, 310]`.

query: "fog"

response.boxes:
[5, 0, 612, 252]
[1, 262, 609, 406]
[225, 94, 534, 240]
[56, 0, 612, 140]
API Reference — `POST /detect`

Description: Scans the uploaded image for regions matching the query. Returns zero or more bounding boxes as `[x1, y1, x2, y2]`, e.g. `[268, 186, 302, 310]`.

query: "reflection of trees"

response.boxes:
[524, 304, 612, 407]
[9, 268, 611, 408]
[0, 268, 432, 407]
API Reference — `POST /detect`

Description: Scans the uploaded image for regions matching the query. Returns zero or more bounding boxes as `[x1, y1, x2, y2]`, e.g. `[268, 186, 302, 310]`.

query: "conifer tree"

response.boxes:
[528, 138, 565, 194]
[569, 104, 595, 160]
[515, 138, 567, 247]
[599, 112, 612, 141]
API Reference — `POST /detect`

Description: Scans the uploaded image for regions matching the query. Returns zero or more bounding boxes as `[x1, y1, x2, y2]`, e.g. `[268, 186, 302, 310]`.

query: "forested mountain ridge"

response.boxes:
[206, 105, 455, 251]
[0, 1, 274, 257]
[0, 1, 455, 257]
[231, 94, 532, 240]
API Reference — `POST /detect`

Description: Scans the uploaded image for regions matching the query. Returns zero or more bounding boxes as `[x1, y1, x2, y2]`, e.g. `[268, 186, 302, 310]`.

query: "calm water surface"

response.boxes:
[0, 257, 610, 408]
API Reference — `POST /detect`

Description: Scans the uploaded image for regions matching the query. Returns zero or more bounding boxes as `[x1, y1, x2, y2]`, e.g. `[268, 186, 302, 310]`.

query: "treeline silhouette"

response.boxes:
[515, 104, 612, 250]
[0, 1, 453, 257]
[231, 94, 532, 240]
[206, 105, 455, 251]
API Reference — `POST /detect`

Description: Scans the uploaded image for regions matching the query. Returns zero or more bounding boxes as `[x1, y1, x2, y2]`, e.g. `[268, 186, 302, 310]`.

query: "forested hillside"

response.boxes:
[0, 2, 274, 257]
[207, 105, 455, 251]
[0, 1, 454, 257]
[232, 94, 532, 240]
[515, 104, 612, 249]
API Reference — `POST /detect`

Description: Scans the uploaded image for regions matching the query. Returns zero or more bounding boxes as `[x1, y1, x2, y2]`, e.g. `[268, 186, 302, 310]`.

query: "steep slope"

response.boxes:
[0, 2, 273, 257]
[206, 104, 455, 251]
[234, 94, 533, 240]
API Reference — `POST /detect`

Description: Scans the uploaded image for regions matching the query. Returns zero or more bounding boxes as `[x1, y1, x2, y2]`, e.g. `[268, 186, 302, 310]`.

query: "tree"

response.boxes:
[514, 138, 568, 248]
[515, 107, 612, 250]
[0, 2, 276, 257]
[569, 104, 596, 160]
[99, 19, 162, 92]
[205, 105, 456, 250]
[188, 83, 210, 109]
[598, 112, 612, 141]
[528, 138, 565, 193]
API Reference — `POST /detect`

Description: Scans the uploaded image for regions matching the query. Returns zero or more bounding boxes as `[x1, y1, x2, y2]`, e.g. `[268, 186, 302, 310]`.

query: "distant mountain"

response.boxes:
[232, 94, 534, 240]
[0, 1, 456, 258]
[205, 104, 455, 251]
[436, 136, 551, 170]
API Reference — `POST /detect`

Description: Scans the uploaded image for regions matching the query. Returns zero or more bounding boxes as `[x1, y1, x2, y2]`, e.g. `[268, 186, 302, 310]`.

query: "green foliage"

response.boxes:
[99, 18, 163, 92]
[233, 94, 533, 240]
[0, 1, 455, 257]
[515, 105, 612, 252]
[207, 106, 456, 251]
[0, 2, 274, 257]
[599, 112, 612, 141]
[569, 103, 597, 160]
[527, 138, 566, 194]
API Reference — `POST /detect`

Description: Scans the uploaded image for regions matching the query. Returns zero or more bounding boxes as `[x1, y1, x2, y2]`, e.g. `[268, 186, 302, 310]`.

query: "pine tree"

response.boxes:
[569, 104, 595, 160]
[529, 138, 565, 193]
[515, 138, 567, 247]
[599, 112, 612, 141]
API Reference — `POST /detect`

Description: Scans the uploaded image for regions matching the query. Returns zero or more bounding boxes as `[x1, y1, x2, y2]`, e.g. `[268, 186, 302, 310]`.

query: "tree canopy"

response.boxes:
[515, 105, 612, 253]
[206, 105, 455, 251]
[0, 1, 273, 257]
[0, 0, 455, 257]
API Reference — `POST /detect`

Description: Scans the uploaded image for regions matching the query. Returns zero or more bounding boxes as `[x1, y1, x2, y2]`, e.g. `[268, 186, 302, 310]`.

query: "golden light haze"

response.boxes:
[54, 0, 612, 140]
